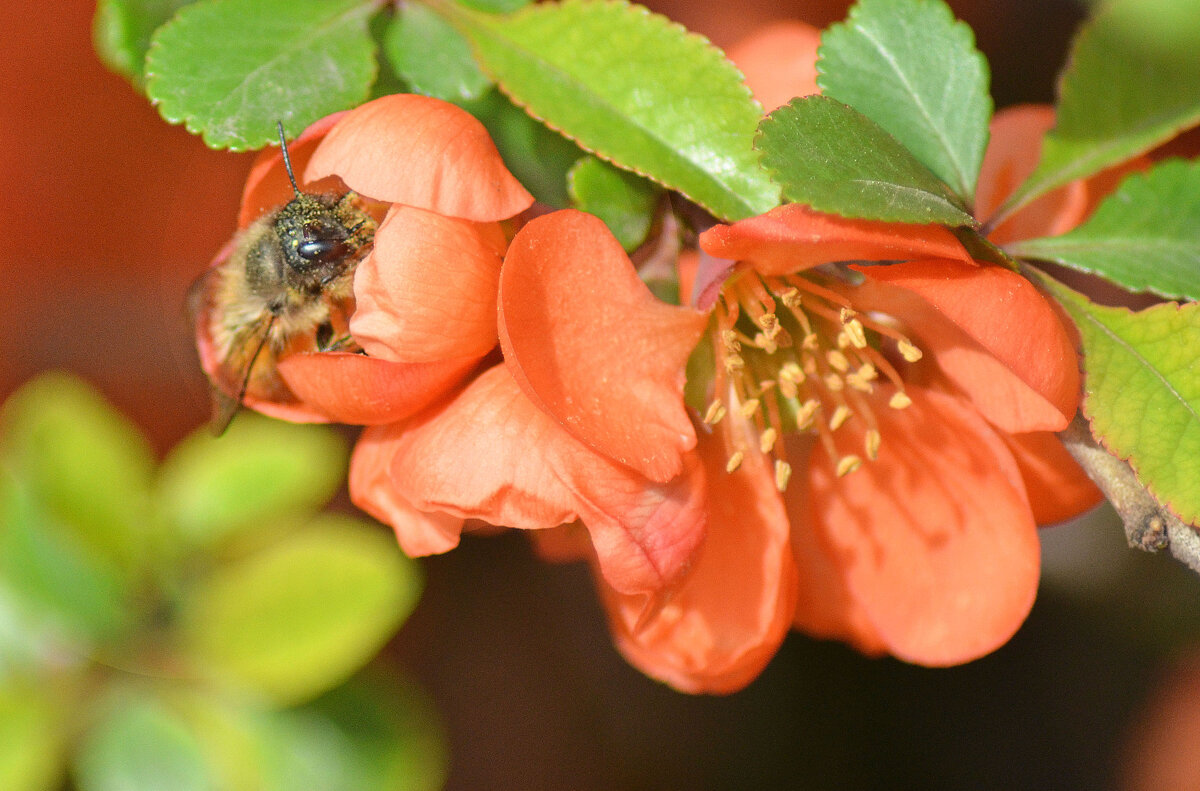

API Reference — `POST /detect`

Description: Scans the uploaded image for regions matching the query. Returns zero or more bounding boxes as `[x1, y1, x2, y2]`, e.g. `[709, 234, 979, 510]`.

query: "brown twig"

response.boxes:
[1059, 413, 1200, 574]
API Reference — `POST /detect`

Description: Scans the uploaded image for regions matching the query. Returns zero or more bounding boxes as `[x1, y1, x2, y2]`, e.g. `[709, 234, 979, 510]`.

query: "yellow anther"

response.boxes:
[780, 361, 805, 384]
[721, 329, 741, 351]
[846, 363, 877, 393]
[754, 332, 778, 354]
[826, 350, 850, 373]
[828, 404, 852, 431]
[864, 429, 881, 460]
[760, 427, 778, 454]
[802, 333, 820, 351]
[775, 459, 793, 491]
[778, 362, 803, 399]
[843, 318, 868, 349]
[836, 331, 851, 350]
[780, 288, 801, 308]
[898, 338, 923, 362]
[724, 354, 745, 373]
[738, 398, 761, 418]
[794, 399, 819, 429]
[757, 312, 779, 337]
[836, 455, 862, 477]
[824, 373, 845, 392]
[703, 399, 726, 425]
[726, 450, 744, 473]
[889, 391, 913, 410]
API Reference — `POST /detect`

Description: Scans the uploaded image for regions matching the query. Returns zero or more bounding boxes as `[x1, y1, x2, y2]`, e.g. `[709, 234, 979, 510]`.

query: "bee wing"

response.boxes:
[207, 313, 277, 435]
[208, 387, 242, 435]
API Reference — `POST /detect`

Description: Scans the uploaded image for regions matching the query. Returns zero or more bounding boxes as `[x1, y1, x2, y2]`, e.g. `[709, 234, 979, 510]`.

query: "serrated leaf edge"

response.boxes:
[816, 0, 992, 202]
[144, 0, 380, 150]
[755, 95, 977, 227]
[447, 0, 779, 220]
[1051, 284, 1200, 525]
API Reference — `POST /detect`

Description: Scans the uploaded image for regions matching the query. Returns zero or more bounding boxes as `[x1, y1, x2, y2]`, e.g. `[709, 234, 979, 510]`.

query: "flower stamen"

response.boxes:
[836, 455, 863, 477]
[774, 459, 793, 491]
[704, 269, 924, 484]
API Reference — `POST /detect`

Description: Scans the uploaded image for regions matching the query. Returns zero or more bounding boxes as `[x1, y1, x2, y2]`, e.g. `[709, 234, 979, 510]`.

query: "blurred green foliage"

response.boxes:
[0, 372, 445, 791]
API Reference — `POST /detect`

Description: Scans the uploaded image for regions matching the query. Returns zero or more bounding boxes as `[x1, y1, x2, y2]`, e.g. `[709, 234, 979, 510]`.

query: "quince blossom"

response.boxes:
[195, 94, 533, 426]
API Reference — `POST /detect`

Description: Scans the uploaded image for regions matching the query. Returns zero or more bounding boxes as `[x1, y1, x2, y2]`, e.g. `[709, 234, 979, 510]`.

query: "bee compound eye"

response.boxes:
[297, 221, 350, 264]
[297, 238, 346, 262]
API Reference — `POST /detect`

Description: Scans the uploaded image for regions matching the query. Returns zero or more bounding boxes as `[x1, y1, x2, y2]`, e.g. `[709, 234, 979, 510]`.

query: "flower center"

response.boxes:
[697, 269, 923, 490]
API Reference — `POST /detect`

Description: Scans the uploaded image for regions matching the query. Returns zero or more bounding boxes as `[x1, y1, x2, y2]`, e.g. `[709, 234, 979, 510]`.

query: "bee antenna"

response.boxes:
[276, 121, 302, 196]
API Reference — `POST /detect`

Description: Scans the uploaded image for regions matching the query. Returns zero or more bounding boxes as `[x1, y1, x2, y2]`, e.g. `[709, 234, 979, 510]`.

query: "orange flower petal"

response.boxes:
[552, 436, 707, 594]
[500, 210, 708, 483]
[597, 433, 799, 694]
[1001, 430, 1103, 525]
[977, 104, 1087, 245]
[784, 438, 888, 656]
[725, 21, 821, 113]
[385, 365, 579, 530]
[699, 204, 972, 275]
[349, 424, 465, 556]
[238, 112, 349, 228]
[234, 397, 332, 425]
[806, 387, 1040, 666]
[277, 351, 480, 425]
[351, 206, 506, 362]
[856, 258, 1080, 432]
[305, 94, 533, 222]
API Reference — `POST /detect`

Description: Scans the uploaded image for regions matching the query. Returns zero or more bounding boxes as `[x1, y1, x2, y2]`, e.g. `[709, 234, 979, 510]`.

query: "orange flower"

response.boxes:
[348, 221, 713, 597]
[194, 94, 533, 426]
[491, 25, 1104, 691]
[349, 23, 1107, 693]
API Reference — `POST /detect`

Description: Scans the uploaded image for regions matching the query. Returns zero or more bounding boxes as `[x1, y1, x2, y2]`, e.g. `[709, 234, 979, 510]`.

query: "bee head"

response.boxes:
[269, 122, 371, 285]
[275, 194, 356, 280]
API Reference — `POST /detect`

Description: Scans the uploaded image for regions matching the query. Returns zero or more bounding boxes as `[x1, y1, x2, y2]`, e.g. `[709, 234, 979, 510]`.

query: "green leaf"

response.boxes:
[385, 3, 491, 102]
[366, 9, 410, 98]
[74, 694, 214, 791]
[305, 674, 447, 791]
[460, 89, 583, 207]
[0, 469, 132, 646]
[458, 0, 532, 12]
[756, 96, 977, 226]
[568, 155, 660, 251]
[145, 0, 379, 150]
[1002, 0, 1200, 216]
[171, 673, 445, 791]
[0, 682, 64, 791]
[448, 0, 779, 220]
[93, 0, 196, 89]
[817, 0, 992, 203]
[178, 516, 421, 704]
[1, 372, 154, 574]
[1011, 160, 1200, 301]
[156, 415, 346, 548]
[1045, 280, 1200, 525]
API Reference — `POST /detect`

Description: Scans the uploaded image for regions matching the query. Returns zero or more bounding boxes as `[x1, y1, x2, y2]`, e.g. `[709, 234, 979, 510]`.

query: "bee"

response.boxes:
[192, 121, 377, 433]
